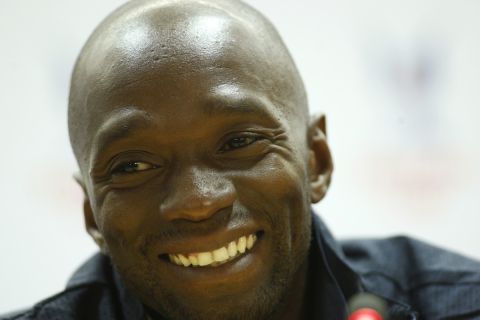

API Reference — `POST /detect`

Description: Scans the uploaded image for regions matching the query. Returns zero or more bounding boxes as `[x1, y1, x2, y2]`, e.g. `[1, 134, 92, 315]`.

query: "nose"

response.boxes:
[159, 166, 236, 222]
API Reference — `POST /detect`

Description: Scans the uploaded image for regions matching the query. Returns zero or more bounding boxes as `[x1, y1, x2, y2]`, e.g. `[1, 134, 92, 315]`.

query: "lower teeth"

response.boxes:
[209, 254, 239, 267]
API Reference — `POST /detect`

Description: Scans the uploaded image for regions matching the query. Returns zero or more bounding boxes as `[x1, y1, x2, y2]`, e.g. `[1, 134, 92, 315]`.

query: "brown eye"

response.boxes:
[113, 161, 156, 175]
[221, 136, 261, 152]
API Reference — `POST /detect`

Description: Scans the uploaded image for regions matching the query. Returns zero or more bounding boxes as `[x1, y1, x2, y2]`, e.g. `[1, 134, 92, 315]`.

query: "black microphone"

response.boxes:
[347, 292, 388, 320]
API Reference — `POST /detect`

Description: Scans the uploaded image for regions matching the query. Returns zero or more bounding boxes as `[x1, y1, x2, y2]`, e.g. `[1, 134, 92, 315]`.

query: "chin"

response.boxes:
[113, 239, 307, 320]
[147, 270, 290, 320]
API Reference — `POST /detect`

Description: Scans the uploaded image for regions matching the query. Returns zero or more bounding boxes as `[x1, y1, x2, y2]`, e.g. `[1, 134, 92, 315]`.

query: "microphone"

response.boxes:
[347, 293, 388, 320]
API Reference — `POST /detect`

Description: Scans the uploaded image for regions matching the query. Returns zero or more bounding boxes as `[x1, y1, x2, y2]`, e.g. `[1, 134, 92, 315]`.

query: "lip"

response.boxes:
[156, 223, 263, 256]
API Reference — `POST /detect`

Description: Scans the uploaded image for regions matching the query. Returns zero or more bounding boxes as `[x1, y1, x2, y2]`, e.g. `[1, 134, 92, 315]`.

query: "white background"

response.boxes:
[1, 0, 479, 312]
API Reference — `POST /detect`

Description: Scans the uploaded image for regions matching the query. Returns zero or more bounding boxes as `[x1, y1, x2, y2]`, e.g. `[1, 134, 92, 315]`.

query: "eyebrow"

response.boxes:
[204, 83, 279, 118]
[89, 108, 155, 166]
[203, 97, 271, 117]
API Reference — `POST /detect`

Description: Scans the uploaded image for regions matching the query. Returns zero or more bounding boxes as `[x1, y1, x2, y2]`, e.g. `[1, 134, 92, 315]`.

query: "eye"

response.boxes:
[220, 135, 263, 152]
[112, 161, 156, 175]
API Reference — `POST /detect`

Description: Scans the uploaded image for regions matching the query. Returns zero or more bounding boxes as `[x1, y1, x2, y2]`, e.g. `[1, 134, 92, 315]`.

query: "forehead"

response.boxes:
[84, 5, 279, 101]
[85, 29, 288, 131]
[84, 10, 293, 126]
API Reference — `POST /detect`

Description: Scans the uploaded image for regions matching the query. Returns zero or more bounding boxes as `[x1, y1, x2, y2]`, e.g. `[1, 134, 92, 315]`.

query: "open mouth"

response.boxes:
[161, 231, 263, 268]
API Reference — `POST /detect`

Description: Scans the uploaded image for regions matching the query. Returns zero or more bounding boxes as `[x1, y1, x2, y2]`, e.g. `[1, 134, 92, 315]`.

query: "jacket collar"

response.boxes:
[309, 212, 363, 319]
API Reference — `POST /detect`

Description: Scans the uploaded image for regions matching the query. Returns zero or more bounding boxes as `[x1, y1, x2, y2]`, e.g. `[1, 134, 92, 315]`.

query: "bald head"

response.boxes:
[68, 0, 307, 171]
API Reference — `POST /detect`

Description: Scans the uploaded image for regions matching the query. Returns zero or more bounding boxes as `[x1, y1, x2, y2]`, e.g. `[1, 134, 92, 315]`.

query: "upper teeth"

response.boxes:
[168, 233, 257, 267]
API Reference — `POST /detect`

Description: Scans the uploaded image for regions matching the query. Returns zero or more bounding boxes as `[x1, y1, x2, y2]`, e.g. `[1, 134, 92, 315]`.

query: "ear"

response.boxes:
[73, 172, 108, 254]
[307, 114, 334, 203]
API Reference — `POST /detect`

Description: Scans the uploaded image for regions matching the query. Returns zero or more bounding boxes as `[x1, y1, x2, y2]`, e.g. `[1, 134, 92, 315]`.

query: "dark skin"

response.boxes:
[69, 0, 333, 319]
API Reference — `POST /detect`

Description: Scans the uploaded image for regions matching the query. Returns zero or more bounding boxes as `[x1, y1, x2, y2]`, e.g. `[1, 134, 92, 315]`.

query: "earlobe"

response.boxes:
[83, 199, 108, 254]
[73, 172, 108, 254]
[308, 114, 334, 203]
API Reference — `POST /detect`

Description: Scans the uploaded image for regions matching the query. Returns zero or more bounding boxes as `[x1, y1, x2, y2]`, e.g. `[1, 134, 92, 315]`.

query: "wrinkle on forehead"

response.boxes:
[94, 21, 256, 88]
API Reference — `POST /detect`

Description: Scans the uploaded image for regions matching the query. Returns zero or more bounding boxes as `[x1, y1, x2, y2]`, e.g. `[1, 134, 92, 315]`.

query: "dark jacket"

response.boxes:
[3, 213, 480, 320]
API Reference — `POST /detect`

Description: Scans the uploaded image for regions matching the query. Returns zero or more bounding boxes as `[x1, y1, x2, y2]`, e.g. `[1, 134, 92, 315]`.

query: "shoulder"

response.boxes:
[341, 236, 480, 319]
[0, 285, 103, 320]
[0, 282, 115, 320]
[0, 253, 118, 320]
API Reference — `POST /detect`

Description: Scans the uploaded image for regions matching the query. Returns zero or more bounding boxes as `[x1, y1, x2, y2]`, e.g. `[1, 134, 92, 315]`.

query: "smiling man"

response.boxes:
[3, 0, 480, 320]
[67, 1, 329, 319]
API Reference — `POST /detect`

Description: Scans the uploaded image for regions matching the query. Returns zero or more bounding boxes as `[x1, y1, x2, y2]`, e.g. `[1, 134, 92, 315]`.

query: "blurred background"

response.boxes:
[1, 0, 479, 312]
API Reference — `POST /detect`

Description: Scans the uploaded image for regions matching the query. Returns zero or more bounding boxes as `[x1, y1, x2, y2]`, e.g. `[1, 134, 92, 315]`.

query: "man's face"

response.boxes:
[77, 7, 328, 320]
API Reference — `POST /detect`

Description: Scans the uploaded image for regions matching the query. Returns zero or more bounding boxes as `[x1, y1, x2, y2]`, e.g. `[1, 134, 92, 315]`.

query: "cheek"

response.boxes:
[241, 152, 307, 195]
[236, 152, 311, 238]
[94, 188, 154, 250]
